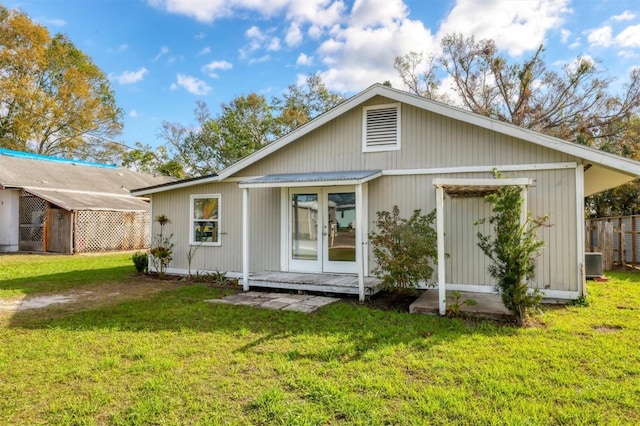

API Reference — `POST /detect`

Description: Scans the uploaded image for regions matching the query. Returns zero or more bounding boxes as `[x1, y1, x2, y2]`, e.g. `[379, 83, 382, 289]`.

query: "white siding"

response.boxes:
[153, 95, 580, 294]
[367, 169, 578, 292]
[151, 182, 280, 274]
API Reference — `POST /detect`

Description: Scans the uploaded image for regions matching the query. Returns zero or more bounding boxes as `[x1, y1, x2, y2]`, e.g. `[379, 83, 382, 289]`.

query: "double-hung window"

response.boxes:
[190, 194, 221, 245]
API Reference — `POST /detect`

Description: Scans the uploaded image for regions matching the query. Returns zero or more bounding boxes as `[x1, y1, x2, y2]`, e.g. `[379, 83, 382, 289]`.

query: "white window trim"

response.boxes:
[190, 194, 222, 246]
[362, 102, 401, 153]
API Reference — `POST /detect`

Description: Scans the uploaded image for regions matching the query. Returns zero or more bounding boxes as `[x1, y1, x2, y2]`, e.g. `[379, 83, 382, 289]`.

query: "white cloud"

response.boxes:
[618, 50, 638, 59]
[296, 53, 313, 66]
[318, 17, 436, 92]
[612, 11, 636, 22]
[194, 32, 206, 39]
[45, 18, 66, 26]
[129, 110, 139, 118]
[108, 44, 129, 54]
[616, 24, 640, 48]
[202, 60, 233, 77]
[171, 74, 212, 95]
[153, 46, 169, 62]
[437, 0, 571, 56]
[147, 0, 345, 29]
[241, 25, 282, 59]
[560, 29, 571, 43]
[248, 55, 271, 65]
[267, 37, 281, 51]
[114, 67, 148, 85]
[285, 22, 303, 46]
[587, 25, 613, 47]
[349, 0, 407, 28]
[197, 47, 212, 56]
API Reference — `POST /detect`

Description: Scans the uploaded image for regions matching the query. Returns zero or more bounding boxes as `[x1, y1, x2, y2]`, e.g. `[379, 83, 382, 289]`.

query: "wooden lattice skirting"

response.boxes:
[74, 210, 150, 253]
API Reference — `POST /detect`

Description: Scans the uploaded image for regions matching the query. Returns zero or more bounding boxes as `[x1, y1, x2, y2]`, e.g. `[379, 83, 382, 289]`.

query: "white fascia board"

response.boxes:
[131, 175, 221, 196]
[433, 178, 532, 187]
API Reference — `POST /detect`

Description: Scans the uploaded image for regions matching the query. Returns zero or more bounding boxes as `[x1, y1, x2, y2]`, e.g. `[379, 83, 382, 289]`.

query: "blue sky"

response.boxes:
[7, 0, 640, 150]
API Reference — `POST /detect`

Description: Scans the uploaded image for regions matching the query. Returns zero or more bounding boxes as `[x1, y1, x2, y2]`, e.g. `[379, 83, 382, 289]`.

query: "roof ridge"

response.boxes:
[0, 148, 117, 169]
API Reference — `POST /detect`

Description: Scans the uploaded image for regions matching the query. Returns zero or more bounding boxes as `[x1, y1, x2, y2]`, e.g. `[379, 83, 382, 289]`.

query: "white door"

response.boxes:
[288, 187, 358, 274]
[289, 189, 322, 272]
[322, 188, 357, 273]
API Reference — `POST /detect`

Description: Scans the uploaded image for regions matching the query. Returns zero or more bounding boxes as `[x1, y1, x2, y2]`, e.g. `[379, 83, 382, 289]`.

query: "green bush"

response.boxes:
[476, 170, 549, 325]
[131, 252, 148, 274]
[368, 206, 438, 294]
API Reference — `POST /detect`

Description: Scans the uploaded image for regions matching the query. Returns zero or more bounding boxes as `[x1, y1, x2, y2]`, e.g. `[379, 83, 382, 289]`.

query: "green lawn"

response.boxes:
[1, 254, 639, 424]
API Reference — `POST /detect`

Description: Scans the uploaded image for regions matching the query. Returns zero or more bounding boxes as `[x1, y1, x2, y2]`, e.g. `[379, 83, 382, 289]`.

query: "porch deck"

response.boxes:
[248, 271, 380, 296]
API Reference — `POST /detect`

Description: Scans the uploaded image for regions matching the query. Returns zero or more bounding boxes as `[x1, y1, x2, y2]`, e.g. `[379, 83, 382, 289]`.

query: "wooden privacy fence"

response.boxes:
[585, 215, 640, 269]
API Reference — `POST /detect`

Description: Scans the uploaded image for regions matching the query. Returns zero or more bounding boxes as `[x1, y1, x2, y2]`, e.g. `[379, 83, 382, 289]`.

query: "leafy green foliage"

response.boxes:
[476, 171, 549, 325]
[131, 252, 148, 274]
[149, 215, 173, 277]
[368, 206, 438, 294]
[143, 75, 342, 178]
[447, 291, 477, 316]
[0, 6, 123, 162]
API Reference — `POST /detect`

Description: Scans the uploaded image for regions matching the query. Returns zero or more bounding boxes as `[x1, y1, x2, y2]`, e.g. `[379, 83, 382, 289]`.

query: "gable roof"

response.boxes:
[131, 84, 640, 196]
[0, 149, 174, 211]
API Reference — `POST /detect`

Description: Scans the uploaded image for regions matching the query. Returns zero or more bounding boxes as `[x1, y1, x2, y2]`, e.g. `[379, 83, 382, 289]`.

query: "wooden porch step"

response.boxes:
[248, 272, 380, 296]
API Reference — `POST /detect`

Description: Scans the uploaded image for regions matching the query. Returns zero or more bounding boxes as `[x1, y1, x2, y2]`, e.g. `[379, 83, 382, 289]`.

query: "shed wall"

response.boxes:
[0, 190, 19, 252]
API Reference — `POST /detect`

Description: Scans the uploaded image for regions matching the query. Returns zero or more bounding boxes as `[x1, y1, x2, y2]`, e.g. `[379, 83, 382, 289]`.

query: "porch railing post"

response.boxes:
[242, 187, 250, 291]
[436, 185, 446, 315]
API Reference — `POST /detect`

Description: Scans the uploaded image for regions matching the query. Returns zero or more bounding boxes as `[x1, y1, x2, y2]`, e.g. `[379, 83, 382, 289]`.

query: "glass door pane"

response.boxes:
[326, 192, 356, 263]
[291, 193, 319, 260]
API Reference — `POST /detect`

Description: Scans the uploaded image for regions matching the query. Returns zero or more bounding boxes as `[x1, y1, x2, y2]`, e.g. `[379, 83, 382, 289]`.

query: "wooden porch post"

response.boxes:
[436, 185, 446, 315]
[242, 187, 250, 291]
[355, 183, 365, 301]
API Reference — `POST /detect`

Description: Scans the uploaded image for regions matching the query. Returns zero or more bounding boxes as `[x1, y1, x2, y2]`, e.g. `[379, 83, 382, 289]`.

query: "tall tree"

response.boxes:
[141, 75, 341, 178]
[273, 75, 343, 135]
[0, 6, 123, 161]
[155, 94, 277, 177]
[394, 33, 640, 147]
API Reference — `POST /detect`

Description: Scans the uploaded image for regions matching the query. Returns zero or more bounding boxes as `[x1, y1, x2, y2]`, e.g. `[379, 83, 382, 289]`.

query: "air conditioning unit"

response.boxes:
[585, 252, 603, 278]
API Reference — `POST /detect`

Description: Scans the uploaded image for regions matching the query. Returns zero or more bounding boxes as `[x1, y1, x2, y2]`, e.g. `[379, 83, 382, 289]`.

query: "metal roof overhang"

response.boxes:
[24, 188, 151, 212]
[239, 170, 383, 188]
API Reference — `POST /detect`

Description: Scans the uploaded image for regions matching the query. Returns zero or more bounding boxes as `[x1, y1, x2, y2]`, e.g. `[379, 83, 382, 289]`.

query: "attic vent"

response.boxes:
[363, 103, 401, 152]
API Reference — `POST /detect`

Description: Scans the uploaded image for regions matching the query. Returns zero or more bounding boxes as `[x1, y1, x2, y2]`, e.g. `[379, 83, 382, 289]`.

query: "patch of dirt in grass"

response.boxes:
[591, 324, 624, 333]
[366, 291, 419, 312]
[0, 276, 185, 314]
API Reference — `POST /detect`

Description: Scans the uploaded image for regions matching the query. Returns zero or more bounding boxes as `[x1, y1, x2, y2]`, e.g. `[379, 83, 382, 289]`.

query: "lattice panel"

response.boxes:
[19, 193, 46, 243]
[74, 211, 150, 253]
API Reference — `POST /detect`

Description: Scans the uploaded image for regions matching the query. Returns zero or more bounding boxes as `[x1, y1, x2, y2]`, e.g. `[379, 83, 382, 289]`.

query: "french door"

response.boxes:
[289, 187, 357, 274]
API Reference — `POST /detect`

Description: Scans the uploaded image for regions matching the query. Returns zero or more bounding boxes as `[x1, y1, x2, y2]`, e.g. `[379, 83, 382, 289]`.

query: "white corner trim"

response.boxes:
[575, 164, 586, 297]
